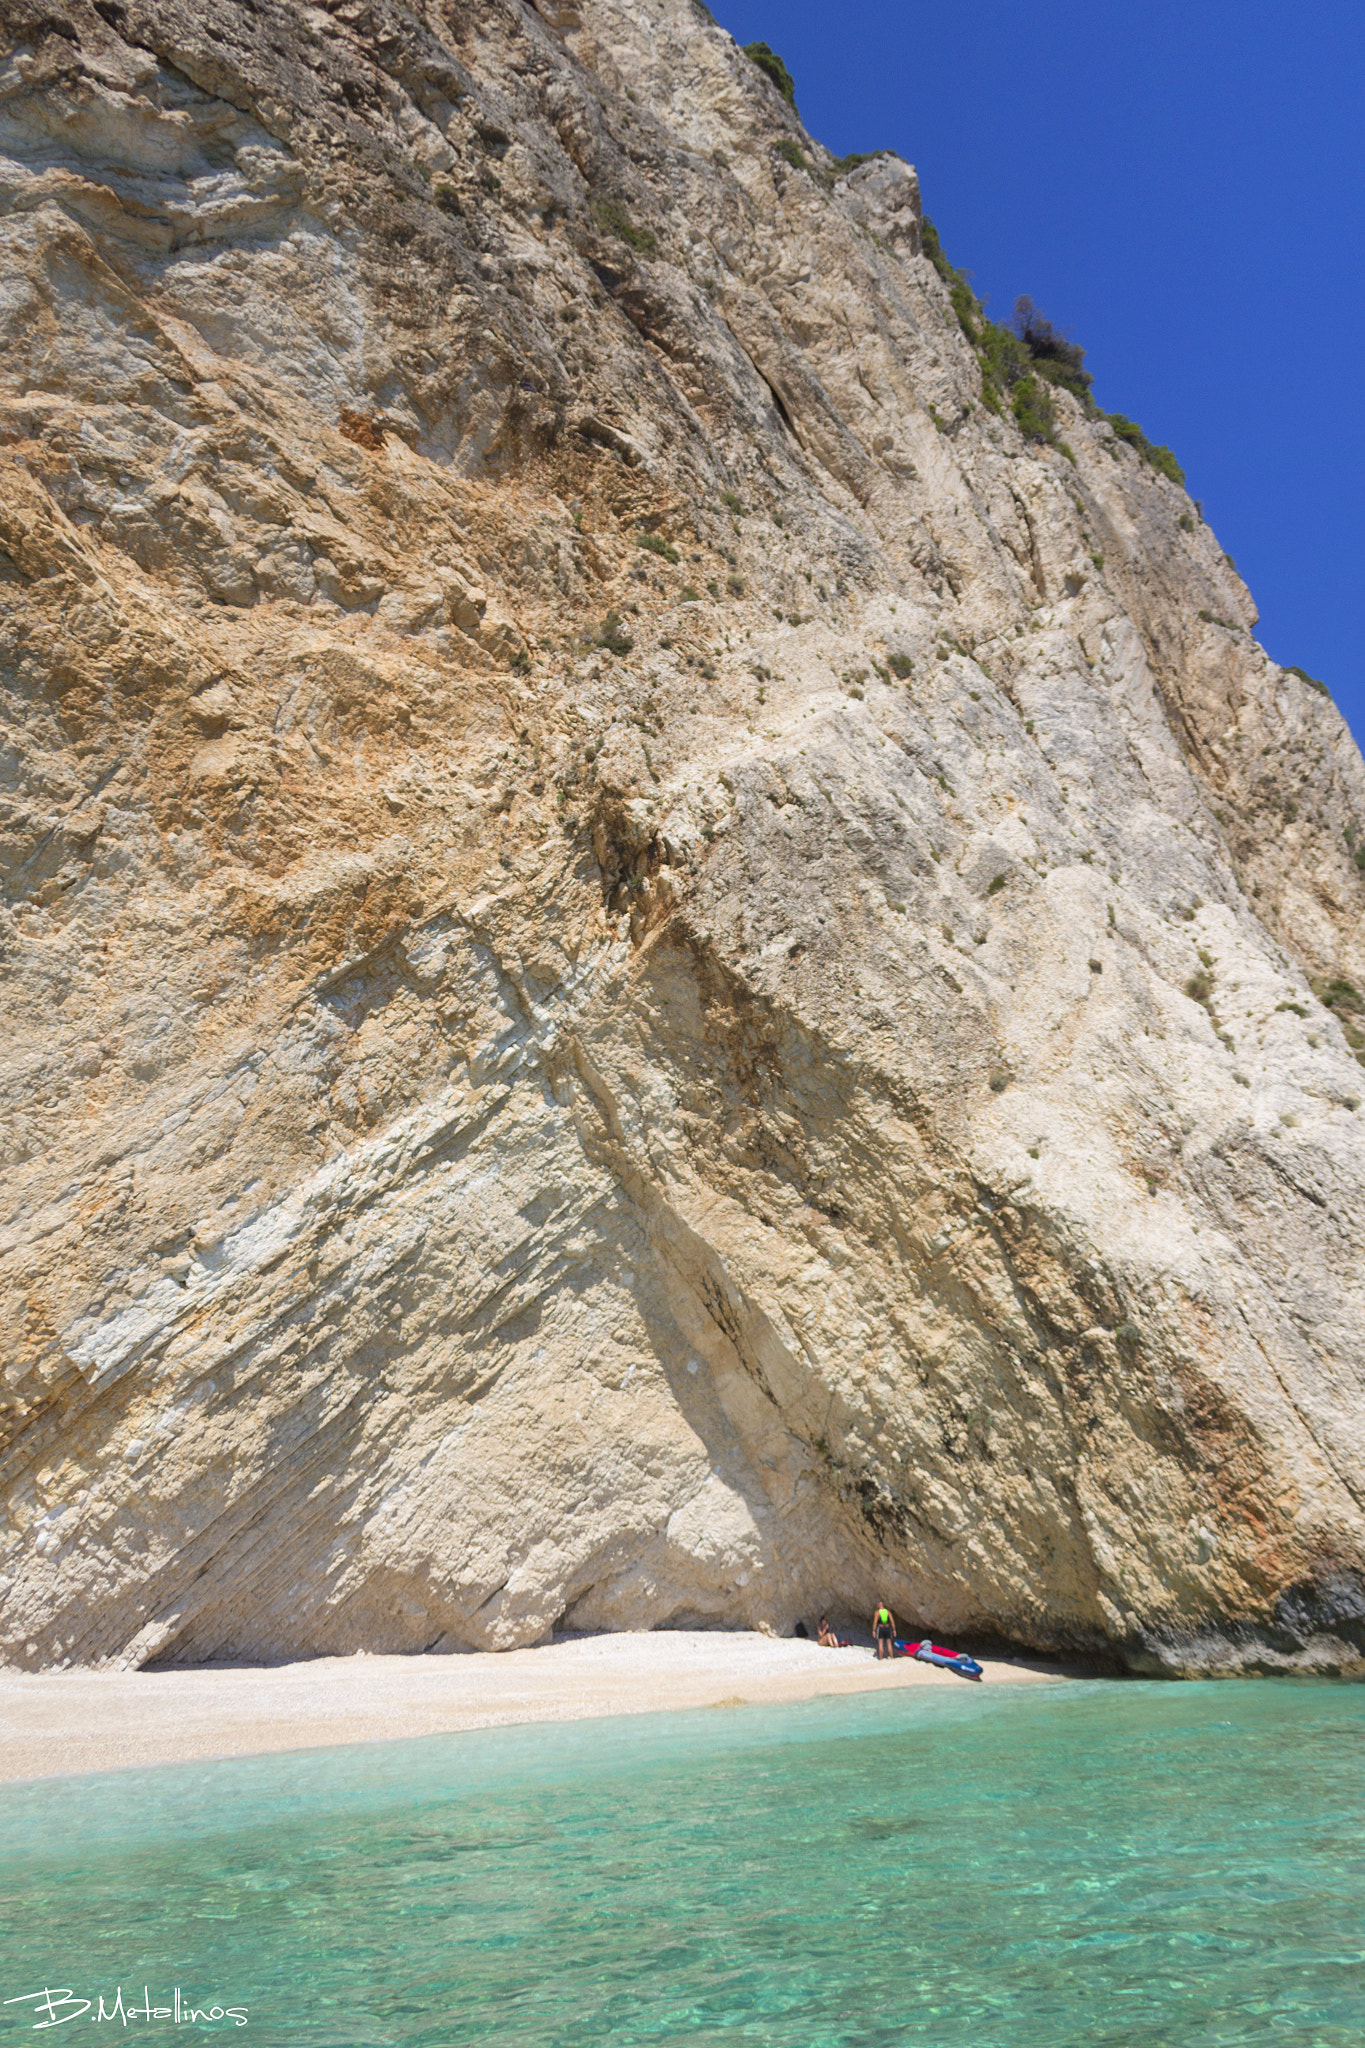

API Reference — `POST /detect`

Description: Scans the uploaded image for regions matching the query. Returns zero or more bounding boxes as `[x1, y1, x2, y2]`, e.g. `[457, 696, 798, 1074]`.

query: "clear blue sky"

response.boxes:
[707, 0, 1365, 751]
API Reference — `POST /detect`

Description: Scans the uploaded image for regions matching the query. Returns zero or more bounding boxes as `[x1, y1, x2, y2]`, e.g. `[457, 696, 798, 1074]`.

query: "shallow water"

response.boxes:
[2, 1678, 1363, 2046]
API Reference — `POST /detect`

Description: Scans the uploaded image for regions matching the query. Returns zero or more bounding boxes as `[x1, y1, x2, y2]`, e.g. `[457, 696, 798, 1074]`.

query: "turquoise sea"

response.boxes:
[2, 1678, 1362, 2046]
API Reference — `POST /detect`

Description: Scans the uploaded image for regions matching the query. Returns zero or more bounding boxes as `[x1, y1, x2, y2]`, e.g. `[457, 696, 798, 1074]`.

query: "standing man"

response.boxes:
[872, 1598, 896, 1659]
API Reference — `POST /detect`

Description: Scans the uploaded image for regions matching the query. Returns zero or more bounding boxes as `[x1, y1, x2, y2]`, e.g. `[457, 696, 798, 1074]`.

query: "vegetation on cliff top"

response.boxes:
[736, 37, 1185, 490]
[745, 40, 1330, 698]
[921, 216, 1185, 485]
[743, 41, 797, 111]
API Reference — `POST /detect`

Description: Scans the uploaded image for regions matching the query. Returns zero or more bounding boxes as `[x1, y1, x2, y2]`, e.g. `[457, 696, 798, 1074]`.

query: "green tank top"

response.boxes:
[876, 1607, 892, 1627]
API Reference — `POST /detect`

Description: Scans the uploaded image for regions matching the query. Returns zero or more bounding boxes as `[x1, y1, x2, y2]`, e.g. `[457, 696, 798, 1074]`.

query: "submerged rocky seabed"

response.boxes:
[2, 1682, 1364, 2045]
[2, 0, 1365, 1677]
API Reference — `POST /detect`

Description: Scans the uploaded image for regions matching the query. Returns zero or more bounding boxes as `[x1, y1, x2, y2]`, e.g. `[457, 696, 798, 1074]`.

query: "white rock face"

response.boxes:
[2, 0, 1364, 1675]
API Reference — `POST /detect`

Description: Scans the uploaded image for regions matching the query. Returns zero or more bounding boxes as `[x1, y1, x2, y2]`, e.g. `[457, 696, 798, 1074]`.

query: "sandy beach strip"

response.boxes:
[0, 1632, 1063, 1784]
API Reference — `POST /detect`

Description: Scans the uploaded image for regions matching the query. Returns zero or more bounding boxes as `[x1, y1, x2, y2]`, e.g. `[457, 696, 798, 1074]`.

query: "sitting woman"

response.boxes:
[817, 1615, 845, 1648]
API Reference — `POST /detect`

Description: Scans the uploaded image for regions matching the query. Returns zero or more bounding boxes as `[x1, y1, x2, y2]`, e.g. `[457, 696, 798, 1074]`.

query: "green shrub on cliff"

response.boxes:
[1319, 978, 1363, 1016]
[595, 610, 633, 655]
[976, 319, 1037, 426]
[920, 216, 957, 287]
[1106, 413, 1185, 487]
[1012, 296, 1093, 405]
[949, 281, 980, 344]
[1314, 978, 1365, 1062]
[743, 41, 797, 109]
[921, 223, 1190, 483]
[592, 197, 656, 257]
[1010, 373, 1056, 445]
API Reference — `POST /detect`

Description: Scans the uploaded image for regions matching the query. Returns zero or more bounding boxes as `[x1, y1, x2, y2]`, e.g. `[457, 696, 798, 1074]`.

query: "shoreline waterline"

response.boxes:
[0, 1629, 1063, 1784]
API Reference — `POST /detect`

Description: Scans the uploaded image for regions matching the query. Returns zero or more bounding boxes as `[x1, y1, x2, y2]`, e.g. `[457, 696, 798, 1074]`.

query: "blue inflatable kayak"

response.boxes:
[897, 1639, 983, 1680]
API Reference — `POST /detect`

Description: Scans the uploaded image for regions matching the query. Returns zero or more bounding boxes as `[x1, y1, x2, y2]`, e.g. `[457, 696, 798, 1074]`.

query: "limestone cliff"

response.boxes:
[3, 0, 1364, 1676]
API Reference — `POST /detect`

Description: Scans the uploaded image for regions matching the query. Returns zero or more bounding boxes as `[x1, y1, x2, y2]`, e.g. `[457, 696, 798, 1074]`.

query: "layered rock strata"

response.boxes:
[3, 0, 1364, 1674]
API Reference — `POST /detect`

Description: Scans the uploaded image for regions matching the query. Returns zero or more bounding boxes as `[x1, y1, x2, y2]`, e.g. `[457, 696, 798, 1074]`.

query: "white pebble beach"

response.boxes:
[0, 1632, 1062, 1784]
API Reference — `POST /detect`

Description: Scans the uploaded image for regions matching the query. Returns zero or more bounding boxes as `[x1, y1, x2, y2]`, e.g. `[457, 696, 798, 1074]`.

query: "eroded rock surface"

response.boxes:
[3, 0, 1364, 1675]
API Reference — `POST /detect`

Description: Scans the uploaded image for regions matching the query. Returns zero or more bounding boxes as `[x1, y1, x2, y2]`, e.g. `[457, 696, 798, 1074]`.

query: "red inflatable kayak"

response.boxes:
[897, 1639, 984, 1679]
